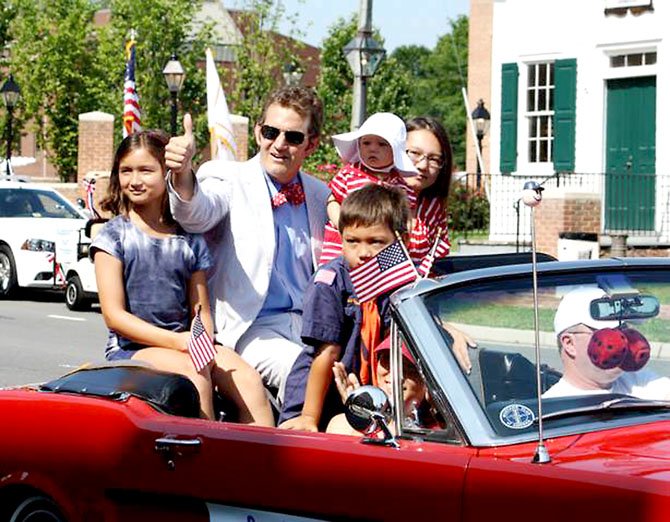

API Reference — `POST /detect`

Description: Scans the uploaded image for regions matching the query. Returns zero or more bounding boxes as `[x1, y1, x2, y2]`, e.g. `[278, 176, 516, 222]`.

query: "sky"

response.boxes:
[227, 1, 470, 52]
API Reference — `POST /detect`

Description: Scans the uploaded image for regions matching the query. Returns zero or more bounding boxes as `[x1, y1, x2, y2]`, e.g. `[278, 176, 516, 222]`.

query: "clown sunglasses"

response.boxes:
[260, 125, 306, 145]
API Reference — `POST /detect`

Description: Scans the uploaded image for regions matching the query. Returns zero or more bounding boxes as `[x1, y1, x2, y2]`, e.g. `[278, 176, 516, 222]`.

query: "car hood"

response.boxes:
[485, 420, 670, 480]
[552, 421, 670, 479]
[6, 217, 85, 263]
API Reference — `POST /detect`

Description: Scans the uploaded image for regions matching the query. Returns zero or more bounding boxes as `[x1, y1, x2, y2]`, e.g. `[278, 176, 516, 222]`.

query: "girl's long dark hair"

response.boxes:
[101, 130, 174, 224]
[405, 116, 453, 202]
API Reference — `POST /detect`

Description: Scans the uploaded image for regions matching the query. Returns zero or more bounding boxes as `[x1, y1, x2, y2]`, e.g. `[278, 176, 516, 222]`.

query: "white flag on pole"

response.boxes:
[206, 47, 237, 161]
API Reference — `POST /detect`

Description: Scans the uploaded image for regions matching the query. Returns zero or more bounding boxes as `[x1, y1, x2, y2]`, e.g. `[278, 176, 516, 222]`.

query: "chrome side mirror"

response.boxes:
[345, 385, 398, 448]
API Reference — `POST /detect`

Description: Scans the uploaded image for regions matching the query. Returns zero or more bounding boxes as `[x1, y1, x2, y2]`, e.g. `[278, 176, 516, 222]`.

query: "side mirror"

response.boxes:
[345, 385, 398, 448]
[76, 197, 86, 209]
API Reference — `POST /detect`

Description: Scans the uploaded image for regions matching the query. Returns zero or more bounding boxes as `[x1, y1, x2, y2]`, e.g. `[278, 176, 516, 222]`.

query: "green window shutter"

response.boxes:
[553, 58, 577, 172]
[500, 63, 519, 174]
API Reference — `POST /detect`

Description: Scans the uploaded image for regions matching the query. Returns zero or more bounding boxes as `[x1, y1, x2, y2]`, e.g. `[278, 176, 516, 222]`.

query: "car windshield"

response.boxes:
[421, 268, 670, 438]
[0, 187, 82, 219]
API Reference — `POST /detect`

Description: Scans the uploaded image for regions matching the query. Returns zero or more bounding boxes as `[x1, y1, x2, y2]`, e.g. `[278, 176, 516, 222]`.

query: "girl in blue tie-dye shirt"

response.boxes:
[92, 130, 273, 425]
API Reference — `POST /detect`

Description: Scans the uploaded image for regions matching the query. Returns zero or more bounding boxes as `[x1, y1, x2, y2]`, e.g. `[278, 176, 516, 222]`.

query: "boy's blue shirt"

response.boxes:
[279, 256, 390, 426]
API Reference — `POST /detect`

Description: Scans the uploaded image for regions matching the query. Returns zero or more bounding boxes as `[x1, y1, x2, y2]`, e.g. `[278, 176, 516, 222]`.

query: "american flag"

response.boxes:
[123, 35, 141, 138]
[188, 308, 217, 372]
[82, 177, 100, 219]
[417, 231, 450, 278]
[349, 240, 418, 303]
[46, 252, 66, 286]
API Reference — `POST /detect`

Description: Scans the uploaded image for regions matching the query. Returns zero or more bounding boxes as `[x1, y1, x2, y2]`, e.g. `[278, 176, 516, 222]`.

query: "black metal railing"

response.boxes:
[451, 171, 670, 251]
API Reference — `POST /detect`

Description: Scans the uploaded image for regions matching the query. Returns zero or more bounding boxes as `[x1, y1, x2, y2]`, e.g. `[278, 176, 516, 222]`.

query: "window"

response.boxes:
[526, 62, 555, 163]
[610, 51, 657, 68]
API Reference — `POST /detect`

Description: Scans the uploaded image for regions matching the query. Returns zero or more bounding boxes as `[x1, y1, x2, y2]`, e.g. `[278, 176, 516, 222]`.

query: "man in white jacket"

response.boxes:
[166, 86, 329, 403]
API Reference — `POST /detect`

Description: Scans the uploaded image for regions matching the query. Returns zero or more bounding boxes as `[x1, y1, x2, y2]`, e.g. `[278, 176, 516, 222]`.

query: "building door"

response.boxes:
[605, 76, 656, 231]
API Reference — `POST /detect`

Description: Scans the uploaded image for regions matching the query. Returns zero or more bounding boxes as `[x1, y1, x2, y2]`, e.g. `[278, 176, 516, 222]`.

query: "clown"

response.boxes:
[544, 286, 670, 400]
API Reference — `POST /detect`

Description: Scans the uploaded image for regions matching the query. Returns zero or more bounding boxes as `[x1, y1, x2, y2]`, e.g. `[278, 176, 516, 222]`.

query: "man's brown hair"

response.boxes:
[339, 184, 410, 236]
[258, 85, 324, 138]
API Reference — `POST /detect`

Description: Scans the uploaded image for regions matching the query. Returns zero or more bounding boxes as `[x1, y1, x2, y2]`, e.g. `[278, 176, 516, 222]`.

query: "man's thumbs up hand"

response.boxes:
[165, 113, 196, 176]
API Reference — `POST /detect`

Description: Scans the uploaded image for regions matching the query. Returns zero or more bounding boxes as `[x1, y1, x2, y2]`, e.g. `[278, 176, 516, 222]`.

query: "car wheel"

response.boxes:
[0, 244, 18, 299]
[65, 274, 90, 311]
[8, 495, 65, 522]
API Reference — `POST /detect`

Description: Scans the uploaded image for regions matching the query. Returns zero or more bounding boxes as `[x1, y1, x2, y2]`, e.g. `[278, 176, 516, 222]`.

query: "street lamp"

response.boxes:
[343, 0, 386, 130]
[282, 62, 303, 86]
[1, 75, 21, 177]
[162, 54, 185, 136]
[471, 98, 490, 189]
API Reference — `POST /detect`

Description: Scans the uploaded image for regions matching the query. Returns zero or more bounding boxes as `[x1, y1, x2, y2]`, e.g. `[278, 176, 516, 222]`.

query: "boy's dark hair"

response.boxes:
[101, 130, 174, 224]
[406, 116, 453, 201]
[339, 184, 410, 236]
[258, 85, 324, 139]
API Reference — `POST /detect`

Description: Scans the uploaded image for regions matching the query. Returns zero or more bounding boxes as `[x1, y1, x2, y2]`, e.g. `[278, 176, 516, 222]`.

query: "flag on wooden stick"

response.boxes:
[349, 240, 418, 303]
[188, 307, 217, 372]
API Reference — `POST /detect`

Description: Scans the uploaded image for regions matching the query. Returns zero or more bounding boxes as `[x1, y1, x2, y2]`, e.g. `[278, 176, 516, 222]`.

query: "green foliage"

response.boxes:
[447, 182, 489, 233]
[7, 0, 103, 180]
[409, 16, 469, 169]
[93, 0, 211, 159]
[225, 0, 305, 157]
[305, 14, 413, 176]
[391, 44, 431, 79]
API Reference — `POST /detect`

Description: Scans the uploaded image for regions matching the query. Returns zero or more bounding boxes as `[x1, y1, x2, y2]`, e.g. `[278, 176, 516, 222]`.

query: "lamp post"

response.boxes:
[343, 0, 386, 130]
[282, 62, 303, 86]
[1, 75, 21, 177]
[162, 54, 185, 136]
[472, 98, 490, 189]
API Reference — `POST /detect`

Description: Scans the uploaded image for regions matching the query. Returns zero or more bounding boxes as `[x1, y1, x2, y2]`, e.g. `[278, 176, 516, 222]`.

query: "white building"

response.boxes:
[468, 0, 668, 248]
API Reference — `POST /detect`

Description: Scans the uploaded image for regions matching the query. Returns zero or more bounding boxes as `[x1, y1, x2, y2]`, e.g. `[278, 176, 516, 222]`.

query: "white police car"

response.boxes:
[0, 178, 89, 298]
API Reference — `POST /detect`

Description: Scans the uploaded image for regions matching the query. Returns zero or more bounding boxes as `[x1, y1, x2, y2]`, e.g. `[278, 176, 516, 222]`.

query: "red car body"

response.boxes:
[3, 389, 669, 522]
[2, 257, 670, 521]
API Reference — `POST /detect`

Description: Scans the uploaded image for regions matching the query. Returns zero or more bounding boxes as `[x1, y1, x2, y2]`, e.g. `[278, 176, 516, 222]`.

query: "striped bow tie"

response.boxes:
[271, 182, 305, 208]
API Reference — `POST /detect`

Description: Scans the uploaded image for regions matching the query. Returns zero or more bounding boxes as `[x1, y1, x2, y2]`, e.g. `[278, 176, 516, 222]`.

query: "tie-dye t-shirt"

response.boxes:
[91, 215, 212, 358]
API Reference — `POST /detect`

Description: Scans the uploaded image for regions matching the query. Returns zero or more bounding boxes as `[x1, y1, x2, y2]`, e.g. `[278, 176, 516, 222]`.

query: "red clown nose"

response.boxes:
[587, 328, 628, 370]
[620, 328, 651, 372]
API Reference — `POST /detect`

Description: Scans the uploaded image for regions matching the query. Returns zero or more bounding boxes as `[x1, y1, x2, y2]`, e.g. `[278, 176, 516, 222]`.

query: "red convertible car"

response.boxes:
[1, 255, 669, 521]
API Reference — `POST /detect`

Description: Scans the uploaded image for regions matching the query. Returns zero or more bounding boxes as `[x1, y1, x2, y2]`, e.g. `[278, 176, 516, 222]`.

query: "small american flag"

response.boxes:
[46, 252, 66, 286]
[417, 230, 450, 278]
[82, 177, 100, 219]
[123, 34, 141, 138]
[349, 240, 418, 303]
[188, 308, 217, 372]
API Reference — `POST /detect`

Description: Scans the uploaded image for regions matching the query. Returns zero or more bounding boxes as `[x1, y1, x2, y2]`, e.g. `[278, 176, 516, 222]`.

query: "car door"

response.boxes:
[115, 409, 473, 521]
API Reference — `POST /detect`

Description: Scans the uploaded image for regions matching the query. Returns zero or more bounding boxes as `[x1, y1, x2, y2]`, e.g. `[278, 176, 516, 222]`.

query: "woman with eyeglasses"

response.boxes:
[403, 116, 454, 270]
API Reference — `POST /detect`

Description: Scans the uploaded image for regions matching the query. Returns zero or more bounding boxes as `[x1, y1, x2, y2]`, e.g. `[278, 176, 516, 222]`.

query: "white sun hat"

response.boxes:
[331, 112, 418, 175]
[554, 286, 620, 336]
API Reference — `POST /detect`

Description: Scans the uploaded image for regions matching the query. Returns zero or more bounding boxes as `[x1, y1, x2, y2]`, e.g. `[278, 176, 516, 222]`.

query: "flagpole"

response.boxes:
[394, 231, 420, 278]
[421, 227, 443, 279]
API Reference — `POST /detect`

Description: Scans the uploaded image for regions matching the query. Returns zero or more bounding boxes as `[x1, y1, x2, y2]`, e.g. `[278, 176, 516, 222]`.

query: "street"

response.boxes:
[0, 291, 107, 388]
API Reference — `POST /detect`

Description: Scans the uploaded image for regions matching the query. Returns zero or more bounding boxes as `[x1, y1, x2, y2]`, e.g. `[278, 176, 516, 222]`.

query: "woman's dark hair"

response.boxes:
[100, 130, 174, 224]
[405, 116, 453, 201]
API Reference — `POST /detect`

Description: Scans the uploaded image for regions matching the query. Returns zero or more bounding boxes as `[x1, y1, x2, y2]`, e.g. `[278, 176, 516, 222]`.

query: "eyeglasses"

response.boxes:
[406, 149, 444, 169]
[260, 125, 306, 146]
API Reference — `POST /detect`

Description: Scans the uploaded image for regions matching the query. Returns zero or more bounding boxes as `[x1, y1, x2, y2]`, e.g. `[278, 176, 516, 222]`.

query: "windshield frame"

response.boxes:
[391, 258, 670, 447]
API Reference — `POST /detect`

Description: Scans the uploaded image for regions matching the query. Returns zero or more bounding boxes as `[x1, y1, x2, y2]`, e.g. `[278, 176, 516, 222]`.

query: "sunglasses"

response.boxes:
[260, 125, 306, 146]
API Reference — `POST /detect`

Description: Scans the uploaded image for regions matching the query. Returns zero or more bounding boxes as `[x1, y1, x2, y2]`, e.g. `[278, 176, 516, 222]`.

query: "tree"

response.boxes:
[391, 44, 431, 79]
[8, 0, 105, 180]
[5, 0, 211, 180]
[306, 14, 413, 175]
[410, 15, 469, 169]
[94, 0, 212, 159]
[224, 0, 306, 158]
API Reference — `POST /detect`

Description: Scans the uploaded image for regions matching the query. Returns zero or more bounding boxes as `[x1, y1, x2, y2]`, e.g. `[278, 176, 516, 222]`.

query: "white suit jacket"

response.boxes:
[169, 155, 329, 348]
